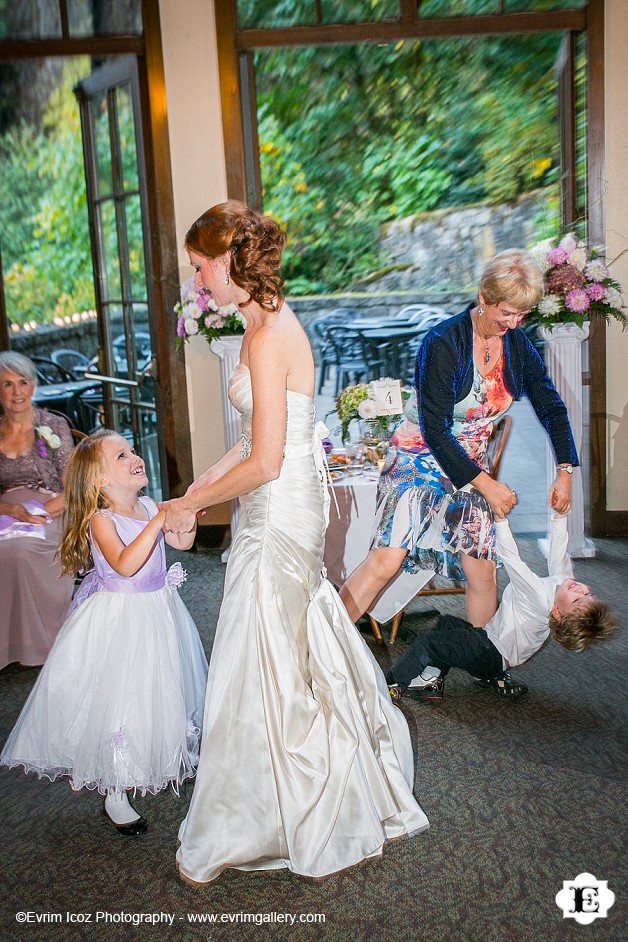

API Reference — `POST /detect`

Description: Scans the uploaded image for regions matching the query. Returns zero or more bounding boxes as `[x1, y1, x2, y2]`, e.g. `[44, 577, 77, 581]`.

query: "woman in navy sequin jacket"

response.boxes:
[339, 249, 578, 630]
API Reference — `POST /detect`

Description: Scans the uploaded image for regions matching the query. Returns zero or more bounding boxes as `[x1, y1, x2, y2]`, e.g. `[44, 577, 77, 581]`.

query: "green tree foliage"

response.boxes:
[0, 59, 95, 326]
[256, 31, 562, 293]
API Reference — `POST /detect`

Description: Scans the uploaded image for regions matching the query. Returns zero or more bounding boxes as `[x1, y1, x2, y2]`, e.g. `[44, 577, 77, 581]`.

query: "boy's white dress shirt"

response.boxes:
[484, 514, 573, 668]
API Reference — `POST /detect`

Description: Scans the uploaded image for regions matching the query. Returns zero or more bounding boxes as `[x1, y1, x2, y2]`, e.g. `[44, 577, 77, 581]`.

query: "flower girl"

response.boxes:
[1, 429, 208, 835]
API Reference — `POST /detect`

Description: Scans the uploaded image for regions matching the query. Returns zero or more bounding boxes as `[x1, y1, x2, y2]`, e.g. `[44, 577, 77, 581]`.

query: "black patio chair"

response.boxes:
[395, 305, 449, 325]
[309, 309, 359, 393]
[64, 381, 105, 435]
[31, 357, 75, 385]
[50, 348, 92, 381]
[327, 325, 388, 394]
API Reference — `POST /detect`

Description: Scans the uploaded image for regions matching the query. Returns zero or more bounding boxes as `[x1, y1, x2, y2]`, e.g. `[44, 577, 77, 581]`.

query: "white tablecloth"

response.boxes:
[324, 473, 433, 623]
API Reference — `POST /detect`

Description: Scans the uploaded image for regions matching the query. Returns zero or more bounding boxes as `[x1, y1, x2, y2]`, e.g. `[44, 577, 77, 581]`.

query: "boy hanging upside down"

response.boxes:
[387, 512, 616, 702]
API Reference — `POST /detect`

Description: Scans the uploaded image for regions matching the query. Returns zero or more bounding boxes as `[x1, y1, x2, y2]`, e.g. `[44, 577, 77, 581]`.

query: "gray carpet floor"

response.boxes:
[1, 535, 626, 942]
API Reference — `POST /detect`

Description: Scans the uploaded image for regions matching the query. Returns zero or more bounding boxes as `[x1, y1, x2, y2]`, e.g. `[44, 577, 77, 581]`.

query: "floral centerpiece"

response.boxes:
[331, 382, 404, 443]
[528, 233, 627, 330]
[175, 283, 246, 351]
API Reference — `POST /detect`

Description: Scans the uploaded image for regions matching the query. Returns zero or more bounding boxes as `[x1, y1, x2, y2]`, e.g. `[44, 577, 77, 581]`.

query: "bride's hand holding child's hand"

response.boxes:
[158, 498, 198, 534]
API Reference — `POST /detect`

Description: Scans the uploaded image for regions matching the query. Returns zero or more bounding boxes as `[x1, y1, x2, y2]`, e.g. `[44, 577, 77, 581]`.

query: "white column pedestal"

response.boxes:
[210, 336, 243, 561]
[538, 321, 595, 558]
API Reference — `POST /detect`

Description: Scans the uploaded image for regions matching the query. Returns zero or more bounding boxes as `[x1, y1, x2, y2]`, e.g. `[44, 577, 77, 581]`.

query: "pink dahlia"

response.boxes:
[565, 289, 590, 313]
[586, 282, 606, 301]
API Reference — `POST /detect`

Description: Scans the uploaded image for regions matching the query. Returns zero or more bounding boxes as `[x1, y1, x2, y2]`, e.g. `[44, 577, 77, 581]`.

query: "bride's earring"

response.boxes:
[478, 306, 484, 316]
[225, 271, 230, 285]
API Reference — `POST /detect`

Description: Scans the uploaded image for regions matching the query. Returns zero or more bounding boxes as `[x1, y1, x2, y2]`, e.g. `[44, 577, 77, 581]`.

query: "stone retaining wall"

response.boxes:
[368, 190, 547, 294]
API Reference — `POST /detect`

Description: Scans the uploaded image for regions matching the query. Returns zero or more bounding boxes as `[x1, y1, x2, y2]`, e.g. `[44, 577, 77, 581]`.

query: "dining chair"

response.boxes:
[310, 309, 358, 393]
[31, 357, 75, 385]
[50, 348, 92, 381]
[394, 304, 447, 322]
[368, 414, 513, 645]
[329, 324, 392, 394]
[65, 381, 105, 435]
[43, 408, 87, 443]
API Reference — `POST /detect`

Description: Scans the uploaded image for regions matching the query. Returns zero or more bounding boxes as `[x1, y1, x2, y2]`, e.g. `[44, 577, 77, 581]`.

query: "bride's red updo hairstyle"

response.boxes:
[185, 200, 287, 312]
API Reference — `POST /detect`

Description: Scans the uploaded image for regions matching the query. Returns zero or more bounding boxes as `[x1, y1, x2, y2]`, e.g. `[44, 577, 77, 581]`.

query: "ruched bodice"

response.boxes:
[229, 361, 319, 455]
[176, 363, 428, 883]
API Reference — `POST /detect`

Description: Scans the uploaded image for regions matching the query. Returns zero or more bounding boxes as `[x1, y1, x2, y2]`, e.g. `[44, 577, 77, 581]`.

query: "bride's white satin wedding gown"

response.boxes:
[176, 365, 428, 883]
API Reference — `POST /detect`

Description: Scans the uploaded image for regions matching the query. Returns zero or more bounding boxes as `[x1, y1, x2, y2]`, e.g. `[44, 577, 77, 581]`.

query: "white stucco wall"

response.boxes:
[605, 0, 628, 511]
[159, 0, 230, 522]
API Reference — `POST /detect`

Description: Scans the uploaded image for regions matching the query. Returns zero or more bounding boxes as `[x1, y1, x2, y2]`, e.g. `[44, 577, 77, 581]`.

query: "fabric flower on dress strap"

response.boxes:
[166, 562, 187, 588]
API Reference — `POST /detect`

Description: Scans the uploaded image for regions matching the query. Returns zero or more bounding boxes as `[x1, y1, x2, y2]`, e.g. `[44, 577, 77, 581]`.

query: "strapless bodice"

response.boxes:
[228, 363, 316, 452]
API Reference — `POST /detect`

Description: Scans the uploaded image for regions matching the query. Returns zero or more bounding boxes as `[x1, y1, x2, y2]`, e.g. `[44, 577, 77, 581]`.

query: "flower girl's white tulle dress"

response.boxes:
[1, 497, 208, 795]
[176, 366, 428, 883]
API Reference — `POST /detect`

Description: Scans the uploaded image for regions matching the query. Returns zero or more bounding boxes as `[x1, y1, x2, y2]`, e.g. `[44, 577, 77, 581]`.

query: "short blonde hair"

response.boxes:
[479, 249, 544, 311]
[549, 598, 617, 652]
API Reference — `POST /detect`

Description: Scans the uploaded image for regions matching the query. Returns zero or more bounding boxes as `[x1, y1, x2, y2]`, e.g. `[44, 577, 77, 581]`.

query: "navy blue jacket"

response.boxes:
[415, 305, 579, 489]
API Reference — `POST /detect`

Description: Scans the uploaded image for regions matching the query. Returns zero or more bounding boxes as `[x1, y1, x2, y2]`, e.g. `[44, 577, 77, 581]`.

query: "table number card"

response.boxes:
[371, 378, 403, 416]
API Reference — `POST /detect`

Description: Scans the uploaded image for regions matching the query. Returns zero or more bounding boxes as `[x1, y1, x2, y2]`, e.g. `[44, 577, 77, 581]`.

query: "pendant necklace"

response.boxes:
[480, 336, 497, 365]
[473, 314, 498, 365]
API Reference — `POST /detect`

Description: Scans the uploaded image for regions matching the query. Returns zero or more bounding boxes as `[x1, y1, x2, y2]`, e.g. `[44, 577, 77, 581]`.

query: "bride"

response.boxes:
[161, 201, 429, 884]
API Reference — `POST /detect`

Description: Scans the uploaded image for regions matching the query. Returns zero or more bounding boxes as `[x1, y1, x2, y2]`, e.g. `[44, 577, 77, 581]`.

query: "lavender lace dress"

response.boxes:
[0, 409, 74, 669]
[1, 498, 208, 795]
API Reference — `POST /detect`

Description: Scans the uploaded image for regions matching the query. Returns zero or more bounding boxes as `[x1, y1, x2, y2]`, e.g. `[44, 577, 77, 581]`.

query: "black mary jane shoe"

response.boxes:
[102, 799, 148, 836]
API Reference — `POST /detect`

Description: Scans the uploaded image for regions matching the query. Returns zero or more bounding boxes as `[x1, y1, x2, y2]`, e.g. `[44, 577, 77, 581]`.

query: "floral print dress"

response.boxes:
[371, 356, 513, 581]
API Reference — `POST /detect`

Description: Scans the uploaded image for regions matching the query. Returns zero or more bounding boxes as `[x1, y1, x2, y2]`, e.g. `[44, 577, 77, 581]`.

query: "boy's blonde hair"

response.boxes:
[549, 598, 617, 652]
[57, 429, 117, 576]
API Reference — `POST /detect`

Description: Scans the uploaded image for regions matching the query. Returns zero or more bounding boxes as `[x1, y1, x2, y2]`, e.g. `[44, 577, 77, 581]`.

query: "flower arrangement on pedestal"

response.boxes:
[528, 233, 627, 330]
[332, 382, 404, 443]
[175, 283, 246, 351]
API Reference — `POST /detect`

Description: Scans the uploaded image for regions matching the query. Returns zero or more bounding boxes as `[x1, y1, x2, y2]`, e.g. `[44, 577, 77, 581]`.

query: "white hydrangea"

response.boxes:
[538, 294, 562, 317]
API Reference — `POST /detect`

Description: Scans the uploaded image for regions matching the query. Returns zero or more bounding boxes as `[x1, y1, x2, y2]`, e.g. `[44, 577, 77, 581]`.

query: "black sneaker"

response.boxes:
[405, 676, 445, 701]
[474, 672, 528, 699]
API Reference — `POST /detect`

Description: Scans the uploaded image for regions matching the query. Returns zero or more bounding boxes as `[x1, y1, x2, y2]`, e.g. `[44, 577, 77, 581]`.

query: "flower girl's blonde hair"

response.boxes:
[58, 429, 117, 576]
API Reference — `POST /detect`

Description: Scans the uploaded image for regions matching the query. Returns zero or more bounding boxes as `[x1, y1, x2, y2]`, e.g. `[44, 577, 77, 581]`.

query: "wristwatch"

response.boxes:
[557, 465, 574, 474]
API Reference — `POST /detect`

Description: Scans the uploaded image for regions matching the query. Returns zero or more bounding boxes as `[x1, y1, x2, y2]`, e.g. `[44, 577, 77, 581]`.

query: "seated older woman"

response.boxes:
[0, 352, 75, 670]
[339, 249, 579, 635]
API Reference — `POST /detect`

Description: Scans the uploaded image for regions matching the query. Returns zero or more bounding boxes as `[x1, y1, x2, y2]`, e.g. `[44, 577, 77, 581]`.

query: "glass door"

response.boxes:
[75, 57, 164, 499]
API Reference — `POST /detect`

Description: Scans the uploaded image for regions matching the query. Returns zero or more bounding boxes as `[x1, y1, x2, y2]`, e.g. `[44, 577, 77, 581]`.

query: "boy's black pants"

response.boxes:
[388, 614, 505, 689]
